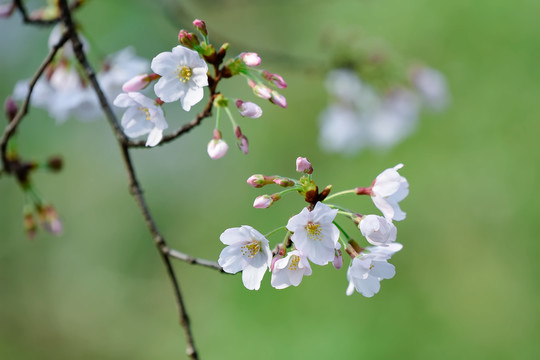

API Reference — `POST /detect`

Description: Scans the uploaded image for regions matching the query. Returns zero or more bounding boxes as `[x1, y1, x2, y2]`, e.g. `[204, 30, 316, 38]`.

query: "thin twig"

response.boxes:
[167, 248, 226, 273]
[57, 0, 200, 358]
[0, 32, 69, 172]
[13, 0, 83, 26]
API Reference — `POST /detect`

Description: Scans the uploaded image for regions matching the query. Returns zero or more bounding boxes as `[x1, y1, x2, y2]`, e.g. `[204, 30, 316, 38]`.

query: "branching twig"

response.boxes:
[13, 0, 83, 26]
[167, 248, 226, 273]
[0, 32, 69, 172]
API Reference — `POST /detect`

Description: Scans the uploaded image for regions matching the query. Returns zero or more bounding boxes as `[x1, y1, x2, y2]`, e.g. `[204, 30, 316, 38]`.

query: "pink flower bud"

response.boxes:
[270, 91, 287, 108]
[253, 195, 273, 209]
[122, 74, 150, 92]
[178, 30, 199, 48]
[250, 83, 272, 99]
[296, 157, 313, 174]
[193, 19, 208, 36]
[247, 174, 276, 188]
[263, 70, 287, 89]
[273, 178, 295, 187]
[4, 97, 18, 122]
[37, 205, 63, 236]
[207, 139, 229, 160]
[240, 52, 261, 66]
[333, 249, 343, 270]
[235, 100, 262, 118]
[237, 135, 249, 154]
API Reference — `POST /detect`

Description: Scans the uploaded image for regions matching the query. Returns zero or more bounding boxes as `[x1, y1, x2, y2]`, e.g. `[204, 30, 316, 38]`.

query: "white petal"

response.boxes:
[145, 127, 163, 147]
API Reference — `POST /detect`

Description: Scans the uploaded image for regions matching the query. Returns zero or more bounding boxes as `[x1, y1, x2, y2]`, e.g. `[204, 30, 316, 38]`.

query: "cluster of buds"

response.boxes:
[218, 157, 409, 296]
[116, 19, 287, 158]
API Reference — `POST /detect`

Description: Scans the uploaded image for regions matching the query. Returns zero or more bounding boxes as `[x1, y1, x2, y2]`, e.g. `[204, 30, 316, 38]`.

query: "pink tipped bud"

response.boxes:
[178, 30, 199, 48]
[237, 135, 249, 154]
[253, 195, 273, 209]
[333, 249, 343, 270]
[0, 2, 15, 18]
[235, 100, 263, 118]
[37, 205, 63, 236]
[247, 174, 276, 188]
[296, 157, 313, 174]
[269, 91, 287, 108]
[250, 83, 272, 99]
[240, 52, 261, 66]
[122, 74, 151, 92]
[262, 70, 287, 89]
[4, 97, 18, 122]
[207, 138, 229, 160]
[273, 178, 295, 187]
[193, 19, 208, 36]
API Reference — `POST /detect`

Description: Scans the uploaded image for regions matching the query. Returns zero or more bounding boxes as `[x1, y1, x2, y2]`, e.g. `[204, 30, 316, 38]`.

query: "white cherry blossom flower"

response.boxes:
[271, 250, 312, 289]
[113, 92, 168, 147]
[359, 215, 397, 246]
[371, 164, 409, 221]
[151, 45, 208, 111]
[346, 243, 402, 297]
[218, 225, 272, 290]
[286, 202, 340, 265]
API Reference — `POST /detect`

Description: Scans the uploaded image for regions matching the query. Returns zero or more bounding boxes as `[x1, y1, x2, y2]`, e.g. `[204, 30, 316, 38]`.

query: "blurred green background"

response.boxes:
[1, 0, 539, 359]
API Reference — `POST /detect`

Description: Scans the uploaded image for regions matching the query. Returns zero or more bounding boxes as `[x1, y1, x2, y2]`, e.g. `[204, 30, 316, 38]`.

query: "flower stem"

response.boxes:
[333, 221, 351, 241]
[223, 106, 238, 128]
[323, 189, 357, 202]
[264, 225, 287, 238]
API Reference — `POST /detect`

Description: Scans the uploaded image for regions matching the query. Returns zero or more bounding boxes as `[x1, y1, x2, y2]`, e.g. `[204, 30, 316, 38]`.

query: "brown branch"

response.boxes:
[13, 0, 83, 26]
[0, 32, 69, 172]
[57, 0, 200, 358]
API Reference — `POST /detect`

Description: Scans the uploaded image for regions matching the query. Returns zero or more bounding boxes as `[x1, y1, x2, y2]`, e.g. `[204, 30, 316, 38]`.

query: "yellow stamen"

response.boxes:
[305, 221, 323, 241]
[288, 255, 300, 271]
[175, 65, 193, 83]
[241, 241, 261, 258]
[137, 106, 151, 121]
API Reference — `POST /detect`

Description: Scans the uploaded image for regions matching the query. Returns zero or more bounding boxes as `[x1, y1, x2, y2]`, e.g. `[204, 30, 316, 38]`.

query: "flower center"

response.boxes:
[175, 65, 193, 83]
[305, 221, 323, 241]
[241, 241, 261, 258]
[137, 106, 151, 121]
[369, 264, 374, 270]
[288, 255, 300, 271]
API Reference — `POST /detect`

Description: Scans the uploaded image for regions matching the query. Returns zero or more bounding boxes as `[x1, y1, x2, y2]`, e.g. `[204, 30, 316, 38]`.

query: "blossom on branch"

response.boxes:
[371, 164, 409, 221]
[151, 45, 208, 111]
[358, 215, 397, 246]
[286, 202, 340, 265]
[271, 250, 312, 289]
[218, 225, 272, 290]
[113, 92, 168, 147]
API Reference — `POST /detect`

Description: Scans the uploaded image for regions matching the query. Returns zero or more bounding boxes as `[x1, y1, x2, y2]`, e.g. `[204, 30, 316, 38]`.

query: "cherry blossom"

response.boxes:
[218, 225, 272, 290]
[346, 243, 402, 297]
[113, 92, 168, 147]
[358, 215, 397, 246]
[271, 250, 312, 289]
[151, 45, 208, 111]
[371, 164, 409, 221]
[286, 202, 340, 265]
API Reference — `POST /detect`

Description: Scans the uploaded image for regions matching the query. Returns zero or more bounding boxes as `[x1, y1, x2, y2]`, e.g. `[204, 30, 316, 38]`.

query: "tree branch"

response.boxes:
[13, 0, 84, 26]
[57, 1, 200, 358]
[167, 248, 226, 273]
[0, 32, 69, 172]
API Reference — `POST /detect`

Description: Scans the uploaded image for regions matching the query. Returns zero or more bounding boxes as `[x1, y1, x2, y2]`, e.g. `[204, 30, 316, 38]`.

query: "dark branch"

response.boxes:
[167, 248, 227, 273]
[0, 32, 69, 172]
[13, 0, 83, 26]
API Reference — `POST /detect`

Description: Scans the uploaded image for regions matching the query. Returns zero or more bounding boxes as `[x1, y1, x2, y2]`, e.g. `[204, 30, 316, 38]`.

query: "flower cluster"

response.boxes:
[218, 157, 409, 297]
[13, 25, 149, 123]
[319, 59, 448, 155]
[113, 19, 287, 153]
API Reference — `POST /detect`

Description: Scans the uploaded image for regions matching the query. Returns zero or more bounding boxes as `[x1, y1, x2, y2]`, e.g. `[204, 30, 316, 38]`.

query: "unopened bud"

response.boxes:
[235, 100, 262, 118]
[193, 19, 208, 36]
[178, 30, 200, 48]
[269, 91, 287, 108]
[207, 138, 229, 160]
[333, 249, 343, 270]
[37, 204, 63, 236]
[240, 52, 261, 67]
[253, 195, 273, 209]
[296, 157, 313, 174]
[246, 174, 276, 188]
[23, 211, 37, 239]
[46, 156, 63, 172]
[122, 73, 152, 92]
[4, 97, 17, 122]
[249, 81, 272, 99]
[273, 178, 295, 187]
[262, 70, 287, 89]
